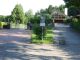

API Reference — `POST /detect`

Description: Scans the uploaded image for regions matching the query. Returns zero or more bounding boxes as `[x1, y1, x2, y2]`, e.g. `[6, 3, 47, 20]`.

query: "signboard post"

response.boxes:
[40, 16, 45, 42]
[40, 23, 45, 41]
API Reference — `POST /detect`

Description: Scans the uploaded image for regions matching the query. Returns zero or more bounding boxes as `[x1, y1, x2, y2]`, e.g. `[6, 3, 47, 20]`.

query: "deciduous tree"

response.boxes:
[11, 4, 26, 24]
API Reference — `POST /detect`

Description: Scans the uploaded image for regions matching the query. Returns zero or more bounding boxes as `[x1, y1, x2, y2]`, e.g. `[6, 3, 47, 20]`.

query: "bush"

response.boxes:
[64, 19, 71, 24]
[33, 25, 46, 39]
[3, 23, 10, 29]
[0, 22, 3, 28]
[0, 22, 7, 29]
[32, 25, 53, 44]
[70, 18, 80, 31]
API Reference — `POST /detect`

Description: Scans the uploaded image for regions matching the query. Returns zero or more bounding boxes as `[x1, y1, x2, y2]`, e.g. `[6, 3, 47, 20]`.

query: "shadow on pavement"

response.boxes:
[53, 23, 80, 60]
[0, 43, 63, 60]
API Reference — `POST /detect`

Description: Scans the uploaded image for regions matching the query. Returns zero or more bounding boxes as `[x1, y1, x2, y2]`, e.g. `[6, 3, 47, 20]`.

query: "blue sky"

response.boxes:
[0, 0, 65, 15]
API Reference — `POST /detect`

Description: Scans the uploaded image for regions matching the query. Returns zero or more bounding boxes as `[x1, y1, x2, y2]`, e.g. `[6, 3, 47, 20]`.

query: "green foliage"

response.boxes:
[33, 25, 46, 39]
[64, 0, 80, 31]
[33, 5, 65, 25]
[33, 26, 42, 39]
[44, 14, 52, 24]
[47, 5, 54, 14]
[32, 25, 54, 44]
[0, 22, 3, 28]
[5, 15, 13, 22]
[68, 7, 79, 16]
[64, 0, 80, 16]
[64, 0, 80, 8]
[64, 19, 71, 24]
[30, 15, 40, 24]
[0, 15, 5, 22]
[0, 22, 7, 28]
[11, 4, 26, 24]
[25, 9, 33, 24]
[58, 5, 65, 14]
[70, 18, 80, 31]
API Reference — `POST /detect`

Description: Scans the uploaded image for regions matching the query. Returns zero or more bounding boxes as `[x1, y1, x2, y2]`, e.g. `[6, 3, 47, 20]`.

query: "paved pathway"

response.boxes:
[0, 24, 80, 60]
[0, 29, 31, 44]
[54, 23, 80, 45]
[53, 23, 80, 60]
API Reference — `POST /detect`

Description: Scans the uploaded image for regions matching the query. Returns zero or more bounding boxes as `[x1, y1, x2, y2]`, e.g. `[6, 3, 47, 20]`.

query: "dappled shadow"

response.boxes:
[0, 43, 63, 60]
[0, 29, 31, 44]
[53, 23, 80, 60]
[0, 29, 63, 60]
[56, 45, 80, 60]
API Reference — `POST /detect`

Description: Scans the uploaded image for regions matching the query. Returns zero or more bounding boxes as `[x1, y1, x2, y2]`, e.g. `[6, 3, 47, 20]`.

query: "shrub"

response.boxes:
[0, 22, 7, 29]
[0, 22, 3, 28]
[33, 25, 46, 39]
[70, 18, 80, 31]
[64, 19, 71, 24]
[3, 23, 10, 29]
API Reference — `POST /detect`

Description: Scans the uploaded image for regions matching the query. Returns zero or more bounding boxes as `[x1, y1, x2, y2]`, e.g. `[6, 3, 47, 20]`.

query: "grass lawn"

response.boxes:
[31, 25, 55, 44]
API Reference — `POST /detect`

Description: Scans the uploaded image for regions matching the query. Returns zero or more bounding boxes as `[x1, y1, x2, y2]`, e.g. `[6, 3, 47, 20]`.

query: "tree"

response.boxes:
[64, 0, 80, 8]
[47, 5, 54, 14]
[64, 0, 80, 31]
[5, 15, 13, 22]
[58, 5, 65, 14]
[68, 7, 79, 16]
[64, 0, 80, 16]
[0, 15, 5, 22]
[44, 14, 52, 24]
[25, 9, 33, 23]
[11, 4, 26, 24]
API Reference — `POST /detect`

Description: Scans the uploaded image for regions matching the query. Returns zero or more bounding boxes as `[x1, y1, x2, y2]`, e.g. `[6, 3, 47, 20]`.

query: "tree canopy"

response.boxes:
[25, 9, 33, 23]
[64, 0, 80, 16]
[11, 4, 26, 24]
[64, 0, 80, 8]
[64, 0, 80, 31]
[0, 15, 5, 22]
